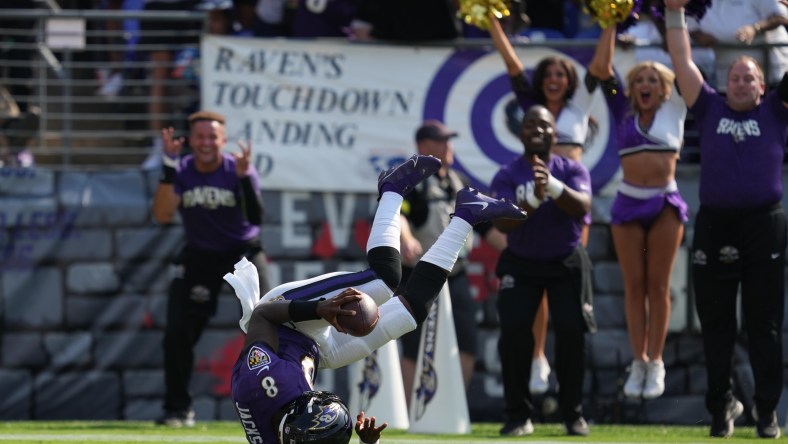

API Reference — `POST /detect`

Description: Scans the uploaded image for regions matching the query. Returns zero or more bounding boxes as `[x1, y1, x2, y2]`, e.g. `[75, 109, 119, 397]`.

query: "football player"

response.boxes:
[224, 155, 528, 444]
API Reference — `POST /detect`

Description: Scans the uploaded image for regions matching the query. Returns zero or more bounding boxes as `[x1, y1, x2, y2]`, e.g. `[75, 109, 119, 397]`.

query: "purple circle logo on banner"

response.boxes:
[422, 47, 623, 195]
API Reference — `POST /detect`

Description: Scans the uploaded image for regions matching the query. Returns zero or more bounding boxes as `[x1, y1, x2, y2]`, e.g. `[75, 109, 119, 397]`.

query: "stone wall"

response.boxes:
[1, 166, 787, 426]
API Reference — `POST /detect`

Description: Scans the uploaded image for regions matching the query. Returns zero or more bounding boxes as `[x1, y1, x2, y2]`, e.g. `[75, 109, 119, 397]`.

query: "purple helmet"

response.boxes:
[278, 391, 352, 444]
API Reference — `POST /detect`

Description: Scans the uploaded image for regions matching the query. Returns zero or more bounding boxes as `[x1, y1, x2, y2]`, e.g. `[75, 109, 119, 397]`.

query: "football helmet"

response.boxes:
[278, 391, 352, 444]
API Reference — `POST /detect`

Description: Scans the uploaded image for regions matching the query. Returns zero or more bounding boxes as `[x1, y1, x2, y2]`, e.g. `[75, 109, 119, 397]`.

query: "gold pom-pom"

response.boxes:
[458, 0, 511, 31]
[583, 0, 636, 29]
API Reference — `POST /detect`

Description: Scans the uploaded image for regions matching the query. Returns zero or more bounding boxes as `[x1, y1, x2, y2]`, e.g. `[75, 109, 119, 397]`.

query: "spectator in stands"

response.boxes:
[251, 0, 293, 37]
[490, 105, 594, 437]
[665, 0, 788, 438]
[616, 0, 715, 76]
[170, 0, 236, 101]
[232, 0, 257, 35]
[488, 14, 610, 396]
[139, 0, 202, 168]
[347, 0, 459, 42]
[151, 110, 272, 426]
[291, 0, 360, 37]
[95, 0, 126, 99]
[398, 120, 506, 409]
[687, 0, 788, 91]
[0, 0, 40, 166]
[592, 26, 689, 401]
[0, 0, 36, 114]
[520, 0, 568, 37]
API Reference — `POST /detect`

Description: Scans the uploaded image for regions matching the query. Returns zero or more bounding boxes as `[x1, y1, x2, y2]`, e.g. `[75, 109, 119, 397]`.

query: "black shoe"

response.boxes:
[754, 407, 781, 439]
[565, 416, 590, 436]
[155, 409, 195, 427]
[709, 399, 743, 438]
[499, 419, 534, 436]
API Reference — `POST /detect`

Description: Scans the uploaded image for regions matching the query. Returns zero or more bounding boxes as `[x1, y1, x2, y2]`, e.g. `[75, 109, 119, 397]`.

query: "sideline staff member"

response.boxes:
[151, 110, 271, 426]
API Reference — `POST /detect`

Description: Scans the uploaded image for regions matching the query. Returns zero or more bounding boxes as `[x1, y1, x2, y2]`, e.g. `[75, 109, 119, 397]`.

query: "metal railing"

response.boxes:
[0, 8, 784, 168]
[0, 8, 207, 168]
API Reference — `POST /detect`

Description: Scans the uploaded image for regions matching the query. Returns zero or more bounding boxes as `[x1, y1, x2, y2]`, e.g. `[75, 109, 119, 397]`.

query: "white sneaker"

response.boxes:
[623, 359, 647, 398]
[642, 360, 665, 399]
[529, 357, 550, 395]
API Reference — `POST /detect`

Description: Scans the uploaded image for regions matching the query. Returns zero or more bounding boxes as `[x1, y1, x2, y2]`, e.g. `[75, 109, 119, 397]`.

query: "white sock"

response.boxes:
[420, 217, 472, 271]
[366, 192, 402, 252]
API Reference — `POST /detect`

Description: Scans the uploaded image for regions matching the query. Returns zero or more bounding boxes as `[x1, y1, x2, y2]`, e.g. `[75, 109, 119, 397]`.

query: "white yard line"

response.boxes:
[0, 436, 576, 444]
[0, 435, 243, 443]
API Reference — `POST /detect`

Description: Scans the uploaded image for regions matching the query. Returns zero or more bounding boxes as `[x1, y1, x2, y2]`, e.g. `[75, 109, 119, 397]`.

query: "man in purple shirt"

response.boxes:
[224, 155, 527, 444]
[490, 105, 594, 437]
[665, 0, 788, 439]
[151, 110, 272, 426]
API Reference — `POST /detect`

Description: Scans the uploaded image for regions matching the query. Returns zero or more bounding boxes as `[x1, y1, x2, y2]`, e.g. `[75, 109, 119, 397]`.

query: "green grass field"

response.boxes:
[0, 421, 781, 443]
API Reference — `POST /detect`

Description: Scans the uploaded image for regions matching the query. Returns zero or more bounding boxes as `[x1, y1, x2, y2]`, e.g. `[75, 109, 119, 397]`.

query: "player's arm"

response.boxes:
[152, 127, 183, 224]
[239, 176, 264, 225]
[552, 184, 591, 217]
[243, 290, 362, 351]
[664, 0, 703, 107]
[235, 140, 264, 225]
[152, 181, 180, 224]
[533, 158, 591, 218]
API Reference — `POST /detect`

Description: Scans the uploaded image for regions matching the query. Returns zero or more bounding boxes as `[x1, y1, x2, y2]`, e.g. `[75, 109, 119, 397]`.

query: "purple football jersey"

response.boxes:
[232, 327, 320, 444]
[692, 83, 788, 209]
[174, 153, 261, 251]
[491, 155, 592, 262]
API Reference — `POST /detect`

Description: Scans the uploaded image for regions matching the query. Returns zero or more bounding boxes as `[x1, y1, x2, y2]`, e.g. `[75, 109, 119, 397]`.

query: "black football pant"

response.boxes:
[692, 204, 786, 417]
[495, 250, 587, 423]
[163, 243, 270, 413]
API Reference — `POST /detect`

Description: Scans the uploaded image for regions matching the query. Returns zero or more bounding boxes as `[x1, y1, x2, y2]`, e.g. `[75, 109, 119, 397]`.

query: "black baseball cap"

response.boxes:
[415, 120, 458, 142]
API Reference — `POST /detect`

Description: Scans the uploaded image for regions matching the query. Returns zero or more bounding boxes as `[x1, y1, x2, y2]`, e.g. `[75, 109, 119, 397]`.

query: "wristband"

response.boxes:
[665, 8, 686, 29]
[525, 182, 542, 209]
[160, 165, 176, 184]
[288, 299, 322, 322]
[545, 175, 565, 199]
[162, 154, 179, 168]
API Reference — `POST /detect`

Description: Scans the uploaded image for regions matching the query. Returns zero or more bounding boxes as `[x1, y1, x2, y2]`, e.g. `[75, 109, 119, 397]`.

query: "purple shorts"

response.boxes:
[611, 181, 689, 227]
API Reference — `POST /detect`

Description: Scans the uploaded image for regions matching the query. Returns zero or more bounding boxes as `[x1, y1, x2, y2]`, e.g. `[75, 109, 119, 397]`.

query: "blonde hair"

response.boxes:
[188, 110, 226, 127]
[625, 61, 675, 111]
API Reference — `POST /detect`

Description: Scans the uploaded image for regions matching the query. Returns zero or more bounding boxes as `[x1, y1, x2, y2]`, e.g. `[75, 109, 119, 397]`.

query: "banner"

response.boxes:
[347, 341, 410, 430]
[201, 37, 635, 194]
[408, 285, 470, 434]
